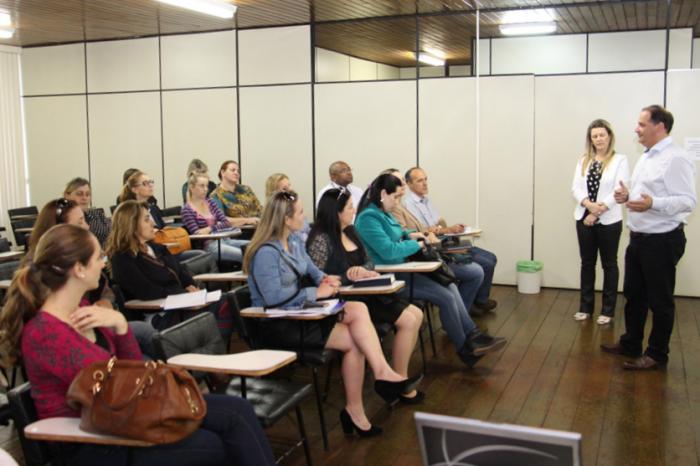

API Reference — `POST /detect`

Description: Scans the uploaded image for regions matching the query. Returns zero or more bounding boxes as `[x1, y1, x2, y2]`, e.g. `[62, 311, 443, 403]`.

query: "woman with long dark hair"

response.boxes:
[355, 174, 506, 368]
[307, 189, 424, 403]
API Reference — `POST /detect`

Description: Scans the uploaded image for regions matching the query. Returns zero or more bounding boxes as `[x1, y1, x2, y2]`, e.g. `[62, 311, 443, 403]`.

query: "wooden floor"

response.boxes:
[3, 285, 700, 465]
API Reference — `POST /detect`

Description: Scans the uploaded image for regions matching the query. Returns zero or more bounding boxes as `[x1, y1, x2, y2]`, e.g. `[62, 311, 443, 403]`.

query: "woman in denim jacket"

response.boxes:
[243, 191, 422, 438]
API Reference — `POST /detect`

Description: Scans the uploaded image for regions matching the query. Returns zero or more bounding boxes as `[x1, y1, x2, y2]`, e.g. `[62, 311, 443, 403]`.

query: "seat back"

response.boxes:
[161, 206, 182, 217]
[8, 207, 38, 220]
[7, 383, 50, 466]
[227, 286, 258, 349]
[180, 251, 218, 277]
[10, 218, 35, 249]
[153, 312, 226, 361]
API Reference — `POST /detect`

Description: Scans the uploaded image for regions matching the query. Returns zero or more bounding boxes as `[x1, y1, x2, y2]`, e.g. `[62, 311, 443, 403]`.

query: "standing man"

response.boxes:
[317, 161, 364, 209]
[403, 167, 499, 314]
[602, 105, 696, 370]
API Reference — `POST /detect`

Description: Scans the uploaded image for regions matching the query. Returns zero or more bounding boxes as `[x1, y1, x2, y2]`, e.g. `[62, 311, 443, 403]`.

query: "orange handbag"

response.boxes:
[153, 227, 191, 255]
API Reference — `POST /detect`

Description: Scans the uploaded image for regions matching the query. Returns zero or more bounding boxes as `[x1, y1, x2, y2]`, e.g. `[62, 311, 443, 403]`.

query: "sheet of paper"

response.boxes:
[163, 290, 207, 310]
[206, 289, 222, 303]
[684, 137, 700, 161]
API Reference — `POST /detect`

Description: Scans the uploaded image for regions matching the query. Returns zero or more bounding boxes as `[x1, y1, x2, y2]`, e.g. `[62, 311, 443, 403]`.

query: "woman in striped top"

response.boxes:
[182, 173, 249, 264]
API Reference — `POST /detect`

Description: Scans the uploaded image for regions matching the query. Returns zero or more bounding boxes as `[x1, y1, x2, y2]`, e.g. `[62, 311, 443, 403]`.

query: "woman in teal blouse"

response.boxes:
[355, 174, 506, 368]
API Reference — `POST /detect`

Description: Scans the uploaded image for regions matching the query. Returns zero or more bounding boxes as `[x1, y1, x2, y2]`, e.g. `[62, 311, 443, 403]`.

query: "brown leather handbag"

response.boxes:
[153, 226, 191, 255]
[66, 357, 206, 444]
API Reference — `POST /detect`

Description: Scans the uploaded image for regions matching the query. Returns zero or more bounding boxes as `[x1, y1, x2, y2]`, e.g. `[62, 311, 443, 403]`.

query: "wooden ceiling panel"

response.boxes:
[0, 0, 696, 67]
[316, 17, 418, 67]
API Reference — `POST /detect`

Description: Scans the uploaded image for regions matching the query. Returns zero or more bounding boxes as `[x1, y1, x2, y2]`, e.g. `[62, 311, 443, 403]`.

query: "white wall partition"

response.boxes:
[161, 88, 238, 206]
[533, 71, 665, 289]
[88, 92, 163, 210]
[23, 96, 89, 207]
[492, 34, 586, 75]
[86, 38, 160, 93]
[238, 25, 310, 85]
[665, 70, 700, 297]
[161, 30, 236, 89]
[314, 80, 416, 195]
[418, 78, 477, 227]
[21, 44, 85, 95]
[239, 85, 314, 215]
[588, 30, 666, 72]
[479, 75, 535, 285]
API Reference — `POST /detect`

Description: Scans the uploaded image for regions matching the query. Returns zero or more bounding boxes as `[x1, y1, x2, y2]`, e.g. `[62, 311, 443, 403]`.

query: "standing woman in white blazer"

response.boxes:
[571, 119, 630, 324]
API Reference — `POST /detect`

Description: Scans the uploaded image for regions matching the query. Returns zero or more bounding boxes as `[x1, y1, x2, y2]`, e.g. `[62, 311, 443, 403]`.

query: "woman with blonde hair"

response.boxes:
[182, 172, 248, 264]
[0, 224, 275, 465]
[264, 173, 291, 199]
[571, 119, 629, 324]
[244, 191, 422, 437]
[181, 158, 216, 203]
[64, 177, 112, 246]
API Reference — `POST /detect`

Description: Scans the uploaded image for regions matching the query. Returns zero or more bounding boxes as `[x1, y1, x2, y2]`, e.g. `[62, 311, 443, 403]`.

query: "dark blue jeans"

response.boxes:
[65, 394, 275, 466]
[470, 247, 497, 304]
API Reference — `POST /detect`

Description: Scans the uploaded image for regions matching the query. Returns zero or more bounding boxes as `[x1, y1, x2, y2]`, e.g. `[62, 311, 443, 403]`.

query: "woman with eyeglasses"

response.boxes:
[63, 177, 112, 246]
[308, 189, 425, 404]
[244, 190, 422, 437]
[119, 170, 165, 229]
[355, 174, 506, 368]
[182, 172, 249, 264]
[0, 224, 276, 466]
[210, 161, 262, 228]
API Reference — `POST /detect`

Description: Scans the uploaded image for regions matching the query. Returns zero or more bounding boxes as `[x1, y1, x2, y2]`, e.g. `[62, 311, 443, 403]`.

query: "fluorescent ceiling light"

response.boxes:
[417, 52, 445, 67]
[501, 8, 553, 24]
[0, 28, 14, 39]
[0, 10, 11, 27]
[156, 0, 237, 19]
[423, 47, 446, 60]
[499, 22, 556, 36]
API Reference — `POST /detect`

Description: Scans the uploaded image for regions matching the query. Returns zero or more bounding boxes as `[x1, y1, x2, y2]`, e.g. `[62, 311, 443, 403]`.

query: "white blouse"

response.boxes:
[571, 153, 630, 225]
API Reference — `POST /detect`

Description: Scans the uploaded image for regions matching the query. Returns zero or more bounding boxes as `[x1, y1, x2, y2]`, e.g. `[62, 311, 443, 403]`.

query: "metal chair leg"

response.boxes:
[424, 304, 438, 356]
[311, 368, 329, 451]
[296, 405, 313, 466]
[322, 358, 334, 402]
[418, 328, 427, 374]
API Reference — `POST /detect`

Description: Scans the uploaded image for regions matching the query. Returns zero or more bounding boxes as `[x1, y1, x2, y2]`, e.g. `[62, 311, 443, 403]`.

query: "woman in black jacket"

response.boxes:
[107, 200, 219, 331]
[307, 189, 424, 403]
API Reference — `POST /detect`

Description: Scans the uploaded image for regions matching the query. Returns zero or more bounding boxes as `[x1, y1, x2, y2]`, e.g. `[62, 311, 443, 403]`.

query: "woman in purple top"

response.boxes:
[182, 173, 249, 263]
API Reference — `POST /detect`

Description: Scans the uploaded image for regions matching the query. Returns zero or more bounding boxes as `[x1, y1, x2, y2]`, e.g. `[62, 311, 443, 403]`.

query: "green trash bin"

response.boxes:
[516, 260, 543, 294]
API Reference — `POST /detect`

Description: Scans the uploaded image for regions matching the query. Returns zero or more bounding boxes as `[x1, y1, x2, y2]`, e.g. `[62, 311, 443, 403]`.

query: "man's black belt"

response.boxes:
[630, 224, 684, 238]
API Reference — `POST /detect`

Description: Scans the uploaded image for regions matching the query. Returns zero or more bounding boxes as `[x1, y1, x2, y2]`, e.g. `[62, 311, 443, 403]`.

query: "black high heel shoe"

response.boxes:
[339, 409, 383, 437]
[374, 373, 424, 405]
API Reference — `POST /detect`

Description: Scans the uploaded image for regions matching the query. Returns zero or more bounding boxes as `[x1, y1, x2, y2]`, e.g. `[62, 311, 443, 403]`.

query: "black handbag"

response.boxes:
[409, 243, 458, 287]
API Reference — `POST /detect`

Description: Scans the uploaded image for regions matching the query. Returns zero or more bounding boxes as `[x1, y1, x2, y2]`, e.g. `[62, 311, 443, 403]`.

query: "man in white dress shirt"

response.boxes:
[316, 161, 364, 209]
[602, 105, 696, 370]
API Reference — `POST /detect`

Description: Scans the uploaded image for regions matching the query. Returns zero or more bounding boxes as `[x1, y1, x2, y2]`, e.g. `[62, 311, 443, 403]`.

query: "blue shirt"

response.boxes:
[402, 190, 442, 228]
[248, 236, 325, 309]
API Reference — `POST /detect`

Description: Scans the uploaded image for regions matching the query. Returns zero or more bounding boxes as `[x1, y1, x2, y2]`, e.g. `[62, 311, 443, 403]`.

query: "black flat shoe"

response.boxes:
[399, 390, 426, 405]
[339, 409, 382, 437]
[374, 373, 424, 405]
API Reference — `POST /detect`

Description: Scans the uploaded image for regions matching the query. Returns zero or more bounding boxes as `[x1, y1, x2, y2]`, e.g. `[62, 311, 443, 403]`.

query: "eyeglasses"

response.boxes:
[140, 180, 155, 187]
[55, 198, 70, 222]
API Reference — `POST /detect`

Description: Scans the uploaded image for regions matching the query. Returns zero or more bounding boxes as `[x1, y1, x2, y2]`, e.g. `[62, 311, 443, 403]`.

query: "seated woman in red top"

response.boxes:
[0, 224, 274, 466]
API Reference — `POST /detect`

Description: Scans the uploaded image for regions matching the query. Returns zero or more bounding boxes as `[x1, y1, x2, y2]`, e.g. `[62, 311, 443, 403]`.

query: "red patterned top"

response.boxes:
[21, 311, 143, 419]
